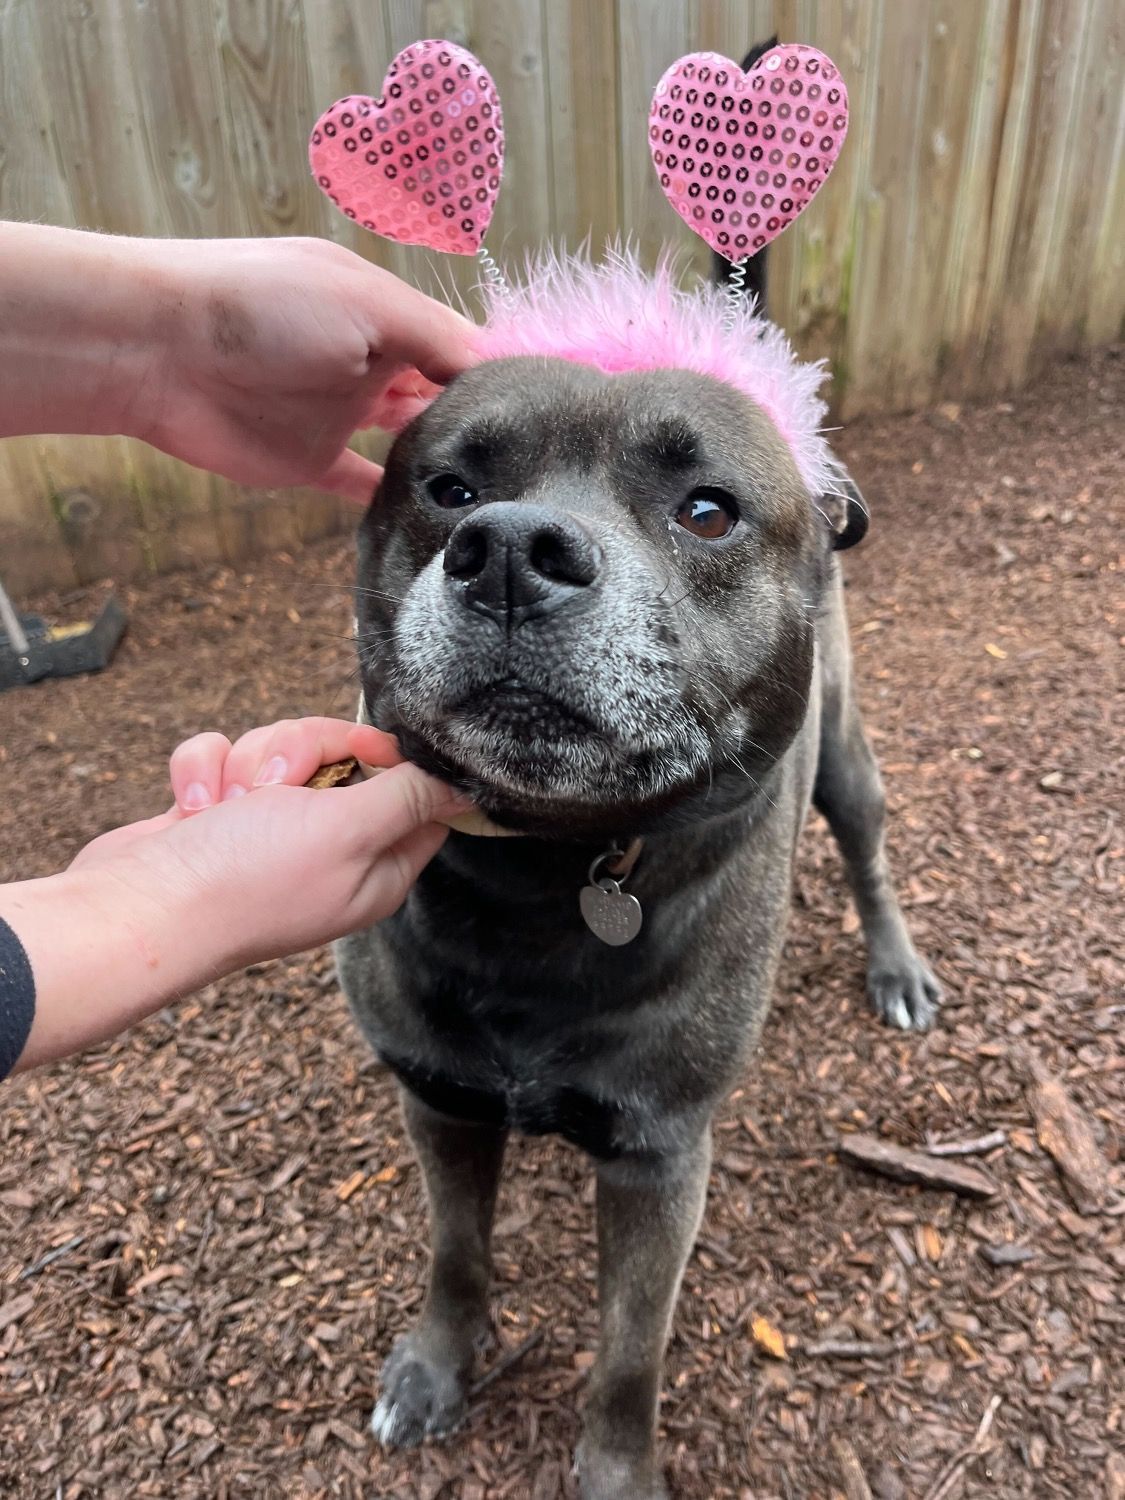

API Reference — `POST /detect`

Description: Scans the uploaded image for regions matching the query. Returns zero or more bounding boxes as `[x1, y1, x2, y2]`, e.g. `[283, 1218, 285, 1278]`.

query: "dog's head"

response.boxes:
[356, 355, 861, 839]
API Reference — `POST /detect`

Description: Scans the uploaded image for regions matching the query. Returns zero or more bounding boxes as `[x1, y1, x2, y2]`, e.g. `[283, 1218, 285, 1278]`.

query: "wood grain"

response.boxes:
[545, 0, 620, 254]
[111, 0, 249, 239]
[615, 0, 691, 260]
[214, 0, 326, 238]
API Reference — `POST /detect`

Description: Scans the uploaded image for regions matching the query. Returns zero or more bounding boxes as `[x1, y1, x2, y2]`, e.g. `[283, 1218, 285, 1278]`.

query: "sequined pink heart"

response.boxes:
[649, 45, 848, 259]
[309, 39, 504, 255]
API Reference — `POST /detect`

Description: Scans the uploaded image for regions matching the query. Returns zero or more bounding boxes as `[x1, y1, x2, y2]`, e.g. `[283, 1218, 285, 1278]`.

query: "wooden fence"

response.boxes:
[1, 0, 1122, 592]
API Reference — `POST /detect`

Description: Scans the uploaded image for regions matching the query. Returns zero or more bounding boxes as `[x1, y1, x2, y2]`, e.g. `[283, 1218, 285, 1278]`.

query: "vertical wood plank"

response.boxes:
[29, 0, 150, 233]
[214, 0, 328, 238]
[970, 0, 1045, 388]
[0, 0, 77, 227]
[616, 0, 692, 262]
[33, 436, 150, 584]
[839, 0, 932, 412]
[695, 0, 777, 67]
[545, 0, 620, 253]
[111, 0, 250, 239]
[1084, 71, 1125, 343]
[471, 0, 551, 256]
[988, 0, 1093, 388]
[0, 440, 78, 596]
[1036, 0, 1124, 351]
[934, 0, 1012, 400]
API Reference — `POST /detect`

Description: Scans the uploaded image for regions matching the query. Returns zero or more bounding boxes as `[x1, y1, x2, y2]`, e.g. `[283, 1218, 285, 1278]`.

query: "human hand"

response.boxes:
[0, 225, 475, 500]
[71, 717, 468, 965]
[133, 236, 478, 504]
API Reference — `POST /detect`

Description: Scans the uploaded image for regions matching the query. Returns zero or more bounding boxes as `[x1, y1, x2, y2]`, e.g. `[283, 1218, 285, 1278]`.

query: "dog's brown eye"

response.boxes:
[675, 489, 739, 540]
[428, 473, 477, 508]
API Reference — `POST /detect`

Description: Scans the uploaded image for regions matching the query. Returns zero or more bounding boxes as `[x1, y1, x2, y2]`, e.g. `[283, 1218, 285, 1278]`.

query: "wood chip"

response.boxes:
[831, 1435, 874, 1500]
[19, 1233, 85, 1281]
[0, 1291, 36, 1333]
[334, 1169, 367, 1202]
[979, 1242, 1035, 1267]
[924, 1129, 1006, 1157]
[921, 1394, 1002, 1500]
[839, 1133, 998, 1198]
[1025, 1059, 1109, 1210]
[751, 1316, 788, 1360]
[803, 1339, 902, 1361]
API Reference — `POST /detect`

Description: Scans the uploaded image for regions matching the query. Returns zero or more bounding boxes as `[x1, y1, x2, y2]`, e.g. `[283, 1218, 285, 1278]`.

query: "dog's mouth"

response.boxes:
[401, 679, 619, 806]
[449, 679, 600, 743]
[379, 671, 709, 838]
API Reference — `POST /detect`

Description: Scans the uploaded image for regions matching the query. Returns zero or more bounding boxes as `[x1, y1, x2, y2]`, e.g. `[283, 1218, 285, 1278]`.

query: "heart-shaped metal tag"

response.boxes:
[309, 39, 504, 255]
[580, 879, 643, 947]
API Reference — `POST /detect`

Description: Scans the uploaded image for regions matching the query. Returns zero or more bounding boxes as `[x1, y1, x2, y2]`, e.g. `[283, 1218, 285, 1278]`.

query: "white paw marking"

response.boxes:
[885, 995, 912, 1031]
[369, 1396, 401, 1445]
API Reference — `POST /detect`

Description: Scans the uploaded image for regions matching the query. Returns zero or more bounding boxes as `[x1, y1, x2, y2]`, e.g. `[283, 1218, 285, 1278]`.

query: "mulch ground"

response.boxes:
[1, 348, 1121, 1500]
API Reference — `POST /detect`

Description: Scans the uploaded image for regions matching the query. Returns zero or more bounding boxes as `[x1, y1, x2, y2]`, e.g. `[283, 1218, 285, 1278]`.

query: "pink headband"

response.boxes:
[310, 39, 849, 496]
[474, 248, 839, 498]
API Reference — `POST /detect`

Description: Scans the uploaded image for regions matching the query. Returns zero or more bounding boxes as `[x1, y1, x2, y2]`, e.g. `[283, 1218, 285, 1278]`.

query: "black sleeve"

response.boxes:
[0, 915, 36, 1081]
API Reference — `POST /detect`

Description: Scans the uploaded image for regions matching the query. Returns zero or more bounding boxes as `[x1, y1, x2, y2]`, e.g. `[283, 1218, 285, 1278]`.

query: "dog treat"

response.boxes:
[304, 757, 361, 789]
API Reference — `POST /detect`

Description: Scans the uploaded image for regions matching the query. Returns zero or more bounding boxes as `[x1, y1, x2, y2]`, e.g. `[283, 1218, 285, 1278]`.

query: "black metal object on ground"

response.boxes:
[0, 577, 127, 691]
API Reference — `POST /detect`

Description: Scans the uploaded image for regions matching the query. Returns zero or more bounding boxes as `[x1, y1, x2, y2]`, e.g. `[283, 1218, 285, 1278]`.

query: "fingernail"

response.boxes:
[255, 756, 288, 786]
[182, 782, 211, 811]
[223, 784, 248, 800]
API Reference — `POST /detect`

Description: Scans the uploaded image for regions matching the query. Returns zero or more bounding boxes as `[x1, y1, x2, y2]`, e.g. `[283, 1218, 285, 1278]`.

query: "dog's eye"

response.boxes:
[674, 489, 739, 540]
[427, 473, 477, 509]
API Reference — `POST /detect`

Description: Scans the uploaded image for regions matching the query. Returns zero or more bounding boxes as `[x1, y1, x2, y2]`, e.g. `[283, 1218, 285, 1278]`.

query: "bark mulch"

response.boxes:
[1, 347, 1121, 1500]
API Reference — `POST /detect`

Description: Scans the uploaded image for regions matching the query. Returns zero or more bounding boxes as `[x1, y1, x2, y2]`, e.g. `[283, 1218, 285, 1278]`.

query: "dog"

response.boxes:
[335, 266, 940, 1500]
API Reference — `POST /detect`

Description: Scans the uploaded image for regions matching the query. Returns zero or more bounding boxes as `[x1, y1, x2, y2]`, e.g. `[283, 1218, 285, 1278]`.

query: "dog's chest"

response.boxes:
[379, 1042, 628, 1157]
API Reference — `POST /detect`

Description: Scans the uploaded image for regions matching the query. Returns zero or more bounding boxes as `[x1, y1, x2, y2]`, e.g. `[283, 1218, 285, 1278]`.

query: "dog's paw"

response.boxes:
[868, 956, 941, 1032]
[370, 1335, 468, 1448]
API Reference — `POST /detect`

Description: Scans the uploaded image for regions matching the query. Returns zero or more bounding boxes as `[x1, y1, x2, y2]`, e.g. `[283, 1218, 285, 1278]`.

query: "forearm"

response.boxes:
[0, 863, 232, 1075]
[0, 221, 175, 441]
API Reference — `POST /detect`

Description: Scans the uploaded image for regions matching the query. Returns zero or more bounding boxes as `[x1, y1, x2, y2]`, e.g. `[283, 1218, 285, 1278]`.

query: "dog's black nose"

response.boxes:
[443, 503, 601, 626]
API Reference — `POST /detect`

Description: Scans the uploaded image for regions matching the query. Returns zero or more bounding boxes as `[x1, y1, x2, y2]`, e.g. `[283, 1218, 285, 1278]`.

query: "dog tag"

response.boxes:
[580, 878, 643, 947]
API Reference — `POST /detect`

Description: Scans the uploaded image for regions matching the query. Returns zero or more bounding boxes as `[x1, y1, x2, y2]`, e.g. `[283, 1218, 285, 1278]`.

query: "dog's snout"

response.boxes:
[443, 503, 601, 626]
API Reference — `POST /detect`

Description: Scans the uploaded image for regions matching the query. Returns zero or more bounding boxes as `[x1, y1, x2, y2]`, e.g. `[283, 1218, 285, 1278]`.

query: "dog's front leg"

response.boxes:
[371, 1090, 508, 1447]
[577, 1131, 712, 1500]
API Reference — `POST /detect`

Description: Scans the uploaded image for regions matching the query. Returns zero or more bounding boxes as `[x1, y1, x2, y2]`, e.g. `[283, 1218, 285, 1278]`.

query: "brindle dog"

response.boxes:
[336, 354, 940, 1499]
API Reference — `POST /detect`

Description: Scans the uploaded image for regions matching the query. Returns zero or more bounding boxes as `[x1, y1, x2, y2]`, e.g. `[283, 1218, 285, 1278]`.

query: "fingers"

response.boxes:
[169, 732, 232, 811]
[366, 269, 480, 387]
[347, 723, 406, 769]
[338, 762, 472, 853]
[219, 717, 403, 798]
[366, 370, 446, 434]
[316, 446, 384, 507]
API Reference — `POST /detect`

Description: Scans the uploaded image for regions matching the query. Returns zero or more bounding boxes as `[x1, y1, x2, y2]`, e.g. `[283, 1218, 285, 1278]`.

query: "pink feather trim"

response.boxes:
[467, 249, 841, 499]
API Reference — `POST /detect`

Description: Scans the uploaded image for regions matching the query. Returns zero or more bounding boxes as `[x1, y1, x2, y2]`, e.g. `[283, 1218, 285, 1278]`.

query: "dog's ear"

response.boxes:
[820, 471, 869, 551]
